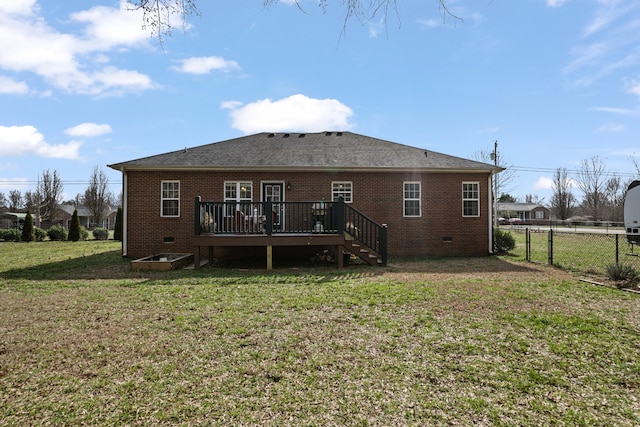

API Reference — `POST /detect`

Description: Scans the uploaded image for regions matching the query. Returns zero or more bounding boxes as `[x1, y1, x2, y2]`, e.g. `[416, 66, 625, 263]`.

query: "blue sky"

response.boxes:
[1, 0, 639, 204]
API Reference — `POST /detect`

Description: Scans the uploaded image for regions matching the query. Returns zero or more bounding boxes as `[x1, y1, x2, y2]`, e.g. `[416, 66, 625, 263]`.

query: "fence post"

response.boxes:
[548, 229, 553, 266]
[526, 228, 530, 262]
[616, 234, 619, 266]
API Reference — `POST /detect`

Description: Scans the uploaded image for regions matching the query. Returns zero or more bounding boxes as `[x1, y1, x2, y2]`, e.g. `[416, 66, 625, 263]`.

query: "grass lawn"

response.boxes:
[508, 228, 640, 276]
[1, 241, 639, 425]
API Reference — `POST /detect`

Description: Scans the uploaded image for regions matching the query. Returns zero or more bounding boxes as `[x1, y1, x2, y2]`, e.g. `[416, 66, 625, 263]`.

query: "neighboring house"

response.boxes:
[0, 212, 26, 229]
[496, 202, 551, 224]
[58, 205, 117, 230]
[108, 131, 503, 268]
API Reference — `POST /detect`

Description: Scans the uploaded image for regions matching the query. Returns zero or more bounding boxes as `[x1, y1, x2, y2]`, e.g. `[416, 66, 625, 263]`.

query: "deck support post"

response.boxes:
[336, 245, 344, 269]
[266, 245, 273, 270]
[194, 247, 200, 270]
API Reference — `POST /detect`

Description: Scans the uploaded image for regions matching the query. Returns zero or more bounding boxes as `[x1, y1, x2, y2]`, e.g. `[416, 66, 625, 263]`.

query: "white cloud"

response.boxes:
[223, 94, 355, 134]
[0, 1, 156, 96]
[70, 1, 150, 50]
[626, 78, 640, 97]
[564, 1, 640, 86]
[65, 123, 112, 137]
[0, 75, 28, 94]
[220, 100, 243, 110]
[0, 125, 82, 159]
[592, 106, 640, 116]
[546, 0, 569, 8]
[172, 56, 241, 74]
[0, 0, 38, 16]
[534, 176, 554, 190]
[596, 123, 625, 132]
[417, 18, 440, 29]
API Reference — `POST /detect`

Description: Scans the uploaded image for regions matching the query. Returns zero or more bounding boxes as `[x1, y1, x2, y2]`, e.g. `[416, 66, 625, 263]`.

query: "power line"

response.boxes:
[510, 166, 637, 178]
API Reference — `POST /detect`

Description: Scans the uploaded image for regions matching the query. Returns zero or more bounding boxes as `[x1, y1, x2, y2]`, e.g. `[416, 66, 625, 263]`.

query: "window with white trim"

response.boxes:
[332, 181, 353, 203]
[462, 182, 480, 217]
[224, 182, 253, 215]
[535, 210, 545, 219]
[403, 182, 421, 217]
[161, 181, 180, 217]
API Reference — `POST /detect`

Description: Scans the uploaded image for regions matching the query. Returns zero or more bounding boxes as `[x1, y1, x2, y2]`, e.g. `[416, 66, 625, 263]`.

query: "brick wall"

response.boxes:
[123, 169, 492, 259]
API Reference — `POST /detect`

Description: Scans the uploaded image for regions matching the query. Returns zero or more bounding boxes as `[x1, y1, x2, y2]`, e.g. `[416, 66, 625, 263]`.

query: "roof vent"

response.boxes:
[325, 132, 332, 136]
[298, 133, 306, 138]
[268, 133, 275, 138]
[283, 133, 290, 138]
[424, 151, 428, 158]
[336, 132, 343, 136]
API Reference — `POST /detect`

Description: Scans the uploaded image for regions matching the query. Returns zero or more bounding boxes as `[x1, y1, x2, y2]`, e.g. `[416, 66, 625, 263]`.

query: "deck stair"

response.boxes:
[343, 236, 382, 265]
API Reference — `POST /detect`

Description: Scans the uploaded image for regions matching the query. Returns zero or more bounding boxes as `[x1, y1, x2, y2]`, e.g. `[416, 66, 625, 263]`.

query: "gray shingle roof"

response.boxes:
[108, 131, 502, 172]
[496, 202, 548, 212]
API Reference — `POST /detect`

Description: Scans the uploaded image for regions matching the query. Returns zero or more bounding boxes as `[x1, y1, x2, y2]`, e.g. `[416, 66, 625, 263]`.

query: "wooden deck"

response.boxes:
[193, 233, 347, 270]
[193, 197, 387, 269]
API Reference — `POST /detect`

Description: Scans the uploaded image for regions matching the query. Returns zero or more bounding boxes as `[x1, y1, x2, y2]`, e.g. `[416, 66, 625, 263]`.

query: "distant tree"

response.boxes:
[9, 190, 22, 211]
[550, 167, 576, 221]
[498, 194, 517, 203]
[68, 209, 81, 242]
[130, 0, 459, 45]
[35, 170, 64, 226]
[471, 144, 517, 200]
[604, 175, 626, 222]
[83, 166, 113, 228]
[21, 210, 35, 242]
[524, 194, 544, 205]
[632, 154, 640, 178]
[0, 192, 7, 212]
[576, 156, 608, 221]
[114, 207, 123, 241]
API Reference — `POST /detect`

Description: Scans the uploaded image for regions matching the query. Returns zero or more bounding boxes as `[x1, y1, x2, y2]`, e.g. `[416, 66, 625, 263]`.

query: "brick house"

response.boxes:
[496, 202, 552, 225]
[108, 131, 503, 268]
[58, 205, 118, 230]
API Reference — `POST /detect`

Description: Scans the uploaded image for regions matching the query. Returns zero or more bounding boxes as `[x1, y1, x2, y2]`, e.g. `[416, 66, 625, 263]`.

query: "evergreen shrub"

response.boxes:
[47, 225, 68, 241]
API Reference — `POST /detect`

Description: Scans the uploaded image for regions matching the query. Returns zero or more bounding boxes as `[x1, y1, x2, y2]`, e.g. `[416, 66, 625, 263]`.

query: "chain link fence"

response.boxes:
[510, 227, 640, 276]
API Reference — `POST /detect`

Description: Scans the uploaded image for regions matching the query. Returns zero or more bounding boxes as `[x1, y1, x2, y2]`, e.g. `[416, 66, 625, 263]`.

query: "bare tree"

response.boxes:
[0, 192, 7, 212]
[28, 170, 64, 226]
[83, 166, 113, 228]
[604, 175, 626, 222]
[471, 144, 517, 199]
[550, 167, 575, 221]
[523, 194, 544, 205]
[632, 153, 640, 178]
[576, 156, 608, 221]
[130, 0, 460, 44]
[8, 190, 22, 211]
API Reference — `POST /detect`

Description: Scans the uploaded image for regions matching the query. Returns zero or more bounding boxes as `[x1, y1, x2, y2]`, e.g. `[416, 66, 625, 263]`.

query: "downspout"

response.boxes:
[122, 169, 128, 257]
[489, 174, 494, 254]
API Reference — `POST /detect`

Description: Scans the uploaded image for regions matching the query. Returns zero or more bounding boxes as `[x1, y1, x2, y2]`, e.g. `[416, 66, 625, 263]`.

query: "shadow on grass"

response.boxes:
[0, 250, 540, 284]
[0, 250, 131, 281]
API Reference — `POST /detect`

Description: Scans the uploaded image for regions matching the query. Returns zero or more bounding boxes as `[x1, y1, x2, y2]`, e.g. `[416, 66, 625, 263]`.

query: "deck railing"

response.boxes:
[195, 198, 342, 235]
[344, 203, 387, 264]
[194, 196, 387, 265]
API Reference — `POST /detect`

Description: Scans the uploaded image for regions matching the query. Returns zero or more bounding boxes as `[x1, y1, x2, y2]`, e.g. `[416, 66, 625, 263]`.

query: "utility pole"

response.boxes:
[490, 140, 498, 228]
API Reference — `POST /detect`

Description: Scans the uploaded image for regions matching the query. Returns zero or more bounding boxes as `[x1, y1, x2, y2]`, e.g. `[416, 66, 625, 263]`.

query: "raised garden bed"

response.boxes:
[130, 253, 194, 271]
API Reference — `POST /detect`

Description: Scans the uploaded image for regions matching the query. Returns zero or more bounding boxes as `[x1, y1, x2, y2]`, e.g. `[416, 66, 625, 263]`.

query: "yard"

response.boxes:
[1, 241, 639, 425]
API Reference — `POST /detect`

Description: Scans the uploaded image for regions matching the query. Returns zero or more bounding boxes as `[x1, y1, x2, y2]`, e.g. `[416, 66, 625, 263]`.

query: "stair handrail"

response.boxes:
[341, 199, 388, 266]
